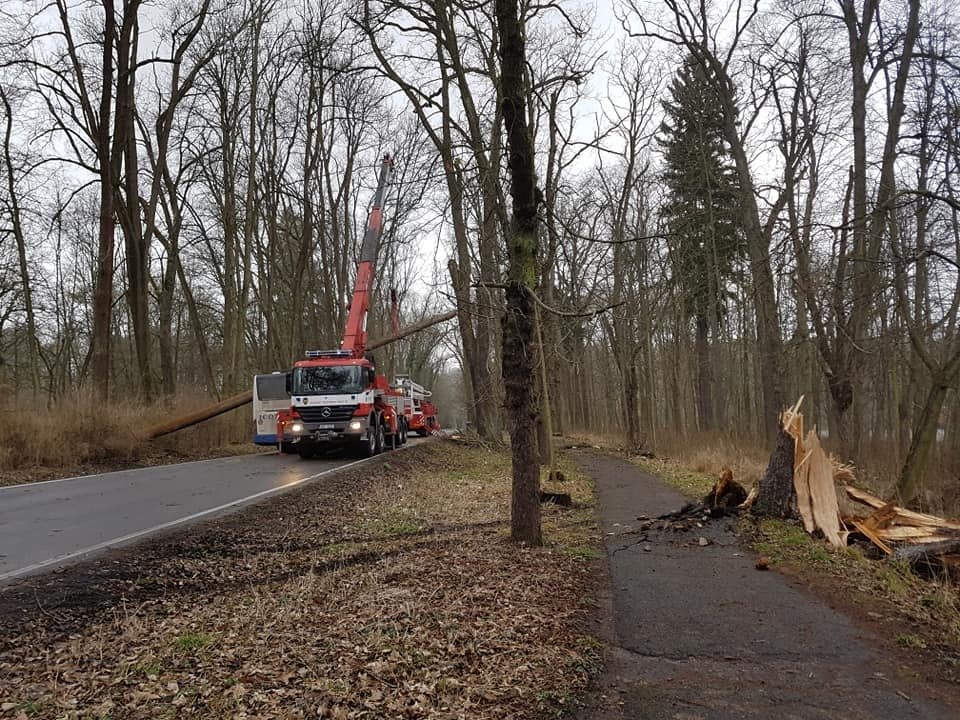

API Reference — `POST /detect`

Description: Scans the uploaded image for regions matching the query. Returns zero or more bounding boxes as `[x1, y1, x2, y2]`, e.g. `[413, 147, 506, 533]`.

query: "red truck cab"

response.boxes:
[282, 351, 405, 458]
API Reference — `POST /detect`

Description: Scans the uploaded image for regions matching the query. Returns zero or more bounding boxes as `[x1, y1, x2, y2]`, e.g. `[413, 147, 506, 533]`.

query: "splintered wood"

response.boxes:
[782, 398, 844, 547]
[779, 397, 960, 573]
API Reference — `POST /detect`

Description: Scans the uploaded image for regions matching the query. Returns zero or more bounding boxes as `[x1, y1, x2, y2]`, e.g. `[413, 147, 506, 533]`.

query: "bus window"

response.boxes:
[253, 373, 291, 445]
[256, 373, 288, 401]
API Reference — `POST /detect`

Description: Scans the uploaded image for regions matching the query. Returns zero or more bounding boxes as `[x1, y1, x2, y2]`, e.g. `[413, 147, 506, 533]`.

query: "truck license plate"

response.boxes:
[316, 423, 335, 430]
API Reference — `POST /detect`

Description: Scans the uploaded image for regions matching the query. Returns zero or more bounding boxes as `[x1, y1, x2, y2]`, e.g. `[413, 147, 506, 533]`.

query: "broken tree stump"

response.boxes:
[703, 468, 748, 509]
[752, 423, 799, 520]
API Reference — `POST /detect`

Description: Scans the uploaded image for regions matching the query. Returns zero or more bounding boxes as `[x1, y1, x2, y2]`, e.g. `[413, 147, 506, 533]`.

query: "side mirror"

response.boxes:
[285, 372, 292, 394]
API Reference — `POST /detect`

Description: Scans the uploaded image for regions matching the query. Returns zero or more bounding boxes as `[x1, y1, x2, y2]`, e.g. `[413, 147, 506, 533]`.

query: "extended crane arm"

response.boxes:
[341, 153, 394, 357]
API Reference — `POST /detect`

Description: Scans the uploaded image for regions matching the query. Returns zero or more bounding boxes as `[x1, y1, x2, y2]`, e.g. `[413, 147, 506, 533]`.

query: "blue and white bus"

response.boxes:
[252, 373, 291, 446]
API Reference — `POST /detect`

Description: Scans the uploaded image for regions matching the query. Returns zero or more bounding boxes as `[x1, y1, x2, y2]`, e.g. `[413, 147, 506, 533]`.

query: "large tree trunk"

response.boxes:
[90, 0, 118, 402]
[897, 376, 953, 503]
[116, 4, 153, 402]
[753, 424, 798, 519]
[624, 359, 641, 449]
[725, 123, 784, 431]
[496, 0, 541, 546]
[158, 243, 177, 397]
[694, 312, 714, 430]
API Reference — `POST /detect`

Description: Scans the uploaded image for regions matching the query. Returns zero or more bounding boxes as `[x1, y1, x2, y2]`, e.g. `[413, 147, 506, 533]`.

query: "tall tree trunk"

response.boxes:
[496, 0, 541, 546]
[116, 3, 153, 402]
[624, 359, 641, 448]
[897, 371, 956, 503]
[724, 122, 784, 430]
[90, 0, 118, 402]
[158, 249, 177, 397]
[231, 6, 263, 391]
[694, 312, 714, 430]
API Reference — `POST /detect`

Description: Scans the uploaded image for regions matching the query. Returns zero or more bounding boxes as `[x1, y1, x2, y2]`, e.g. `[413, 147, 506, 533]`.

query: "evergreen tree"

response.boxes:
[660, 55, 743, 430]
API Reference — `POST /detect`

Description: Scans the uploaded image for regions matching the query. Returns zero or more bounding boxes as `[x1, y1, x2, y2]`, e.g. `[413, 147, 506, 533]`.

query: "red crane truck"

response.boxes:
[279, 154, 435, 459]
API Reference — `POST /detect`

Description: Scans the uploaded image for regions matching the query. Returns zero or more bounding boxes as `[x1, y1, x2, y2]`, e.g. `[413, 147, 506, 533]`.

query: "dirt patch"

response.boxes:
[0, 441, 604, 719]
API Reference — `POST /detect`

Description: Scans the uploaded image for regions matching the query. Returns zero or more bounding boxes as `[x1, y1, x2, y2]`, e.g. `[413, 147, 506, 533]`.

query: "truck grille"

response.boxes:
[298, 404, 358, 424]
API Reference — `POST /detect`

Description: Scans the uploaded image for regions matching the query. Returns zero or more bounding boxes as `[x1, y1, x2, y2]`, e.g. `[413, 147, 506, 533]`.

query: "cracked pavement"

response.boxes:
[573, 452, 957, 720]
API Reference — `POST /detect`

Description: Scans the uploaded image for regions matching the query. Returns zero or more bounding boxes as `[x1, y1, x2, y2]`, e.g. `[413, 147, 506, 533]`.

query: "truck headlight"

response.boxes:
[291, 423, 303, 433]
[349, 420, 362, 430]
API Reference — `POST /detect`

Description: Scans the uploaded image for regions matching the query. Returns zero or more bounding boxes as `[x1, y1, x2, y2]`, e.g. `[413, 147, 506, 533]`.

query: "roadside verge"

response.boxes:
[0, 440, 604, 719]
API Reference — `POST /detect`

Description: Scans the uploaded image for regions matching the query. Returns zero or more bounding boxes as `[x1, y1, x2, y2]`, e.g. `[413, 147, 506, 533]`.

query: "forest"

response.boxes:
[0, 0, 957, 510]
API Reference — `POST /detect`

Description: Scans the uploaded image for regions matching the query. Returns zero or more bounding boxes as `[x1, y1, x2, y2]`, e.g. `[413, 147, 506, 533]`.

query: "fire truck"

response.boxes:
[392, 374, 440, 436]
[278, 154, 439, 459]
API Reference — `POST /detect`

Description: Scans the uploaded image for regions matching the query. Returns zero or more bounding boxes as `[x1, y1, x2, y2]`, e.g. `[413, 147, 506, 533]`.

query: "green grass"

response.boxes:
[558, 544, 603, 559]
[173, 632, 215, 652]
[136, 660, 163, 677]
[363, 515, 426, 537]
[896, 633, 928, 649]
[320, 541, 362, 555]
[750, 519, 841, 570]
[632, 456, 714, 498]
[14, 701, 45, 716]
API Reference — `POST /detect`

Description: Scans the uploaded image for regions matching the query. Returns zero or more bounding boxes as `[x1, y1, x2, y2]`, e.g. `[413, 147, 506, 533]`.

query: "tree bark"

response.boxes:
[753, 424, 799, 519]
[694, 312, 714, 429]
[496, 0, 541, 546]
[90, 0, 118, 402]
[897, 375, 954, 503]
[115, 2, 153, 402]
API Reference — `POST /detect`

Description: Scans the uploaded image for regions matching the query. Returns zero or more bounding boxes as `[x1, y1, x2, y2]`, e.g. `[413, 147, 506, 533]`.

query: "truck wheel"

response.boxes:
[374, 422, 385, 454]
[280, 442, 296, 454]
[399, 419, 407, 445]
[298, 446, 316, 460]
[417, 428, 429, 437]
[360, 426, 377, 458]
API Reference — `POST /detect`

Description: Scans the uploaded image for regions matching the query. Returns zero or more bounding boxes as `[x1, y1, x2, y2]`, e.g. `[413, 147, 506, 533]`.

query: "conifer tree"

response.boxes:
[660, 55, 743, 429]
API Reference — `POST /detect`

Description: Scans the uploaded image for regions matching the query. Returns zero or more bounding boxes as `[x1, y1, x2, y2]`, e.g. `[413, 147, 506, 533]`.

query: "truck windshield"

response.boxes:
[293, 365, 363, 395]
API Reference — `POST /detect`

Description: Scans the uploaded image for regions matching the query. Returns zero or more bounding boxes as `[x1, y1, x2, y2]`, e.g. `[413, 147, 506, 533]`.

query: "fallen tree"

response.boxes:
[748, 397, 960, 577]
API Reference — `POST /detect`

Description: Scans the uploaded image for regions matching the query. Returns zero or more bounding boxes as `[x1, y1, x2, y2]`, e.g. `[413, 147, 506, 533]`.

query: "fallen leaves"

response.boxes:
[0, 442, 602, 719]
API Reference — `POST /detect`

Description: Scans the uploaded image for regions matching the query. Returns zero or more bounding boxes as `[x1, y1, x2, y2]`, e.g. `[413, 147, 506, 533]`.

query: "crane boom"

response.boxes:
[265, 151, 443, 458]
[341, 153, 394, 357]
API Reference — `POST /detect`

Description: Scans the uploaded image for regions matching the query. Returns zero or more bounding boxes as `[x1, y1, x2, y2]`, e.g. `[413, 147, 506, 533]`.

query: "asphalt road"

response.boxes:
[0, 444, 418, 583]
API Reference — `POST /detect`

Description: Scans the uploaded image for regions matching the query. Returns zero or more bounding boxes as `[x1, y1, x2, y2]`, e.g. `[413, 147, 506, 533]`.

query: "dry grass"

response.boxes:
[0, 391, 256, 485]
[648, 430, 769, 490]
[633, 428, 960, 517]
[0, 441, 604, 719]
[563, 432, 625, 452]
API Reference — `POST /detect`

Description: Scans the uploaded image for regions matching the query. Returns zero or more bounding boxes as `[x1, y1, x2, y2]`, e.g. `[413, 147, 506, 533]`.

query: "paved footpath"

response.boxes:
[574, 452, 957, 720]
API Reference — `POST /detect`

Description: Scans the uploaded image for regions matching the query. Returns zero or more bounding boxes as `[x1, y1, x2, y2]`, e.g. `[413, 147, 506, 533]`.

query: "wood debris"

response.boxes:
[781, 400, 844, 547]
[778, 397, 960, 576]
[703, 468, 747, 509]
